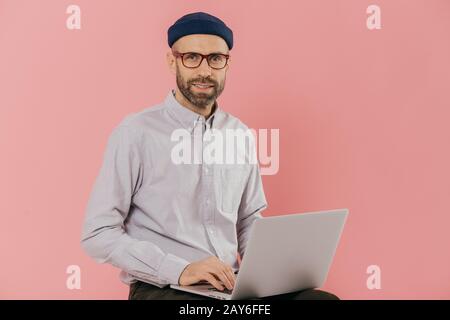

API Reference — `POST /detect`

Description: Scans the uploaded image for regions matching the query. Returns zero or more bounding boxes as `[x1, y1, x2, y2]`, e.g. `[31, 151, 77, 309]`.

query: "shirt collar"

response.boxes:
[164, 89, 218, 133]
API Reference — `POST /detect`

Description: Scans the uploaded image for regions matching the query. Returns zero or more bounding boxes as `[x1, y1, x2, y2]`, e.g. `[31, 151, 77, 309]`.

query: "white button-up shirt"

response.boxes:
[81, 90, 267, 287]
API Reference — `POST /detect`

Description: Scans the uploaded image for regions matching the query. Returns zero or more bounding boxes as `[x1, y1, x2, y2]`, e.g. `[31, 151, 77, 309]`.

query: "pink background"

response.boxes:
[1, 0, 449, 299]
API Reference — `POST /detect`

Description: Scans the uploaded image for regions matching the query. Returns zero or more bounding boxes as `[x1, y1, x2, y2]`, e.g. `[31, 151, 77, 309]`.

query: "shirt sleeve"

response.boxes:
[81, 125, 190, 286]
[236, 160, 268, 259]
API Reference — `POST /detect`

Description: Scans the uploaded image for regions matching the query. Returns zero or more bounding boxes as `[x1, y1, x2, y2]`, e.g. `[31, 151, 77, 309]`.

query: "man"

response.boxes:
[81, 12, 339, 300]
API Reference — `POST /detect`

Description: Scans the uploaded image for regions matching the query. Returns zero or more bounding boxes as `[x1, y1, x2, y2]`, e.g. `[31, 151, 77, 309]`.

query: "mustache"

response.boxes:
[189, 78, 217, 86]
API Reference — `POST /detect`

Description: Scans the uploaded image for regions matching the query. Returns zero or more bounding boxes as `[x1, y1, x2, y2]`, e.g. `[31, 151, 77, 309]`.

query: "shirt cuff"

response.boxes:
[158, 253, 190, 285]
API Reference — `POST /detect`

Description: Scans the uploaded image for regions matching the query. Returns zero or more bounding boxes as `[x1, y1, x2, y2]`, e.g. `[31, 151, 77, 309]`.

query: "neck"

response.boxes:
[174, 88, 215, 119]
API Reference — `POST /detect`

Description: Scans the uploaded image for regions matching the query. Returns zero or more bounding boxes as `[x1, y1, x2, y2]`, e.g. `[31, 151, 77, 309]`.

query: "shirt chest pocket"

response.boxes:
[219, 167, 250, 214]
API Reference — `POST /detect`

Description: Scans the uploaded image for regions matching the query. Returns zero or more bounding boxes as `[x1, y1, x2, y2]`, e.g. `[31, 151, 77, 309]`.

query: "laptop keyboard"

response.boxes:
[208, 287, 233, 295]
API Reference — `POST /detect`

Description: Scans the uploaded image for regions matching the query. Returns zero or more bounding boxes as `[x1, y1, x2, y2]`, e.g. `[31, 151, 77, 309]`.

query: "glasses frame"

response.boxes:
[172, 51, 230, 70]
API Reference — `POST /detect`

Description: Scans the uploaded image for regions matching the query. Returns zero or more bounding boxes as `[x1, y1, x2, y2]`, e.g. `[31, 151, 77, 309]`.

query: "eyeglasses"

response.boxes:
[172, 51, 230, 70]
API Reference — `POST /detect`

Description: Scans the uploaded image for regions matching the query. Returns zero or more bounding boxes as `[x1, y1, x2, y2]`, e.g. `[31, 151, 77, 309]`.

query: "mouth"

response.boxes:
[192, 82, 214, 90]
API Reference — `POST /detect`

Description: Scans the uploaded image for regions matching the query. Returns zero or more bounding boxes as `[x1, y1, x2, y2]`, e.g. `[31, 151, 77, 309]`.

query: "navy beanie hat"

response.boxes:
[168, 12, 233, 50]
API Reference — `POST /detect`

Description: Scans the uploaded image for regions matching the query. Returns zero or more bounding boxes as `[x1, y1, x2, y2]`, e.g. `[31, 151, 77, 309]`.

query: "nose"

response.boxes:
[196, 57, 212, 77]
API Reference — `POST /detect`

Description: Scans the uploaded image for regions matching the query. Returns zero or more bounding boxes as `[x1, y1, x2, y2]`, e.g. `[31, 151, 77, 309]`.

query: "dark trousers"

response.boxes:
[128, 281, 340, 300]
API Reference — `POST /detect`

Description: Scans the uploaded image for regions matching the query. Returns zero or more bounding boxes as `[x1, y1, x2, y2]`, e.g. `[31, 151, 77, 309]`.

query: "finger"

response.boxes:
[211, 268, 233, 290]
[219, 266, 235, 289]
[225, 266, 236, 287]
[219, 270, 234, 290]
[209, 260, 233, 289]
[203, 273, 224, 291]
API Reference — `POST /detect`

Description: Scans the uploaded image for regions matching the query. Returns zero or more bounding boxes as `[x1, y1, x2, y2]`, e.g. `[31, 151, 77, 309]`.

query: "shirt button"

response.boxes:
[204, 167, 209, 173]
[209, 229, 214, 235]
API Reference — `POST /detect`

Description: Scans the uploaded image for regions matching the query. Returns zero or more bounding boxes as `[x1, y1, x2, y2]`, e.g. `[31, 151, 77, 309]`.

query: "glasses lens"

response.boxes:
[208, 54, 227, 69]
[182, 53, 202, 68]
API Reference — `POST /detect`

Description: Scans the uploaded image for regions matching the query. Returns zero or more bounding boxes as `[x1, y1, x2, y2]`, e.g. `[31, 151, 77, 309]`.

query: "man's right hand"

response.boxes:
[178, 256, 236, 291]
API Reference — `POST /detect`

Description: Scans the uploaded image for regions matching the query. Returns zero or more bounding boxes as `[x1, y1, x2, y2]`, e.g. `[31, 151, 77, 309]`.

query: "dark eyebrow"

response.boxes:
[207, 51, 229, 55]
[178, 51, 230, 56]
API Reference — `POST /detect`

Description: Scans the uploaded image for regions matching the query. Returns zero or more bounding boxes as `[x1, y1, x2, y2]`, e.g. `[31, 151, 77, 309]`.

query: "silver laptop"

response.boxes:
[170, 208, 348, 300]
